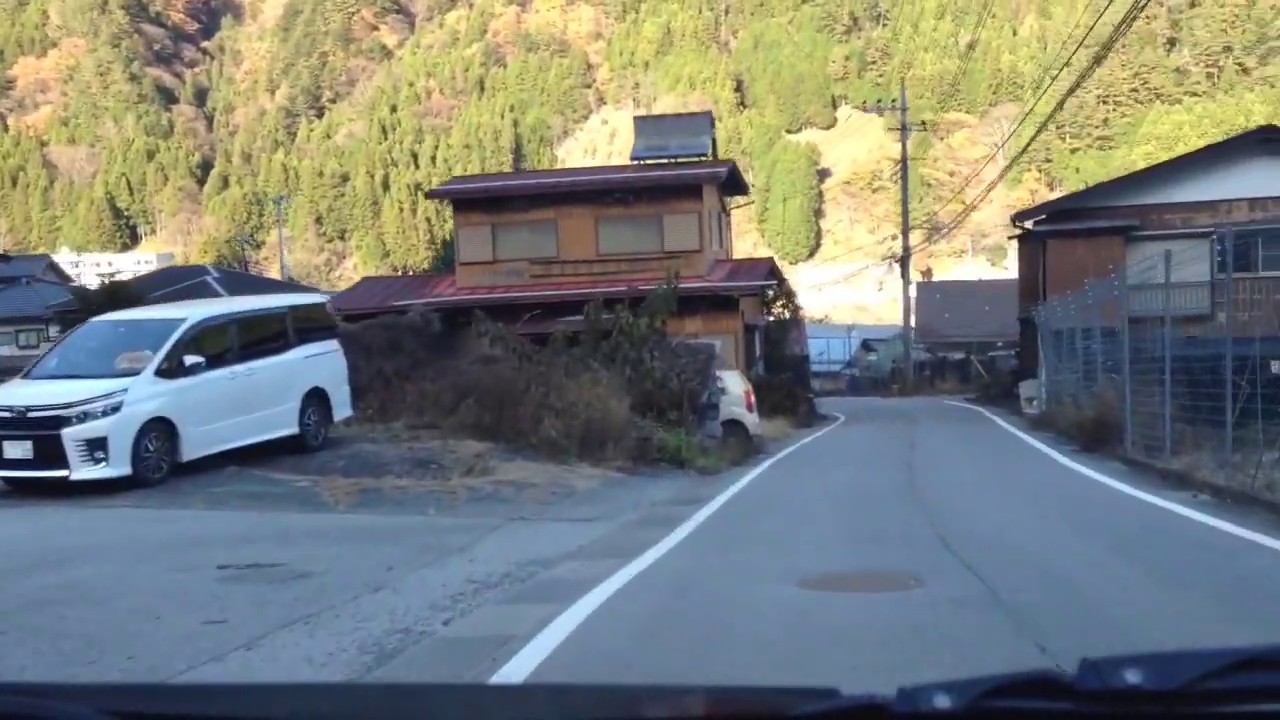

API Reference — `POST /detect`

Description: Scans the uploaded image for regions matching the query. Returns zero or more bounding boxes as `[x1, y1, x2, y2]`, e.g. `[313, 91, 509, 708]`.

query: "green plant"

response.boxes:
[646, 425, 728, 474]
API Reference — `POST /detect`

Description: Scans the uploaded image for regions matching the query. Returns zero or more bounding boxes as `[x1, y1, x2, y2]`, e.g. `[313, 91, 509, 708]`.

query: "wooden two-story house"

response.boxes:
[332, 112, 786, 372]
[1013, 123, 1280, 380]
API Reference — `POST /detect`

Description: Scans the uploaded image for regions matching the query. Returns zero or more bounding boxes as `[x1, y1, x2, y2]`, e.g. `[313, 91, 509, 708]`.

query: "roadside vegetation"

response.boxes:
[340, 285, 732, 473]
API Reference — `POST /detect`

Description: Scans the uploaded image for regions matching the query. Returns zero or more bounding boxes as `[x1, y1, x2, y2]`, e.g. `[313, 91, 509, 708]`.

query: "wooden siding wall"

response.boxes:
[739, 294, 764, 325]
[1044, 235, 1126, 298]
[703, 184, 732, 261]
[1028, 197, 1280, 341]
[451, 185, 732, 288]
[1017, 235, 1043, 316]
[669, 310, 743, 369]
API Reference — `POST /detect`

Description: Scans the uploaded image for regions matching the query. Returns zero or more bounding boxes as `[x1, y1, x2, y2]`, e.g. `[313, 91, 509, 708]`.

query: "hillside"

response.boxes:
[0, 0, 1275, 320]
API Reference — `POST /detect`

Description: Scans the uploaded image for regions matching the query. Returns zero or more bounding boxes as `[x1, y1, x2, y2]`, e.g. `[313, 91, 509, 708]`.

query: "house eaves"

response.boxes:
[425, 160, 751, 201]
[1012, 124, 1280, 225]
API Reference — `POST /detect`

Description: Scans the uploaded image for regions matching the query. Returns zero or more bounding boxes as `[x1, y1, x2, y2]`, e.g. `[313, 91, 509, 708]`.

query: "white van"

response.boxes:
[0, 293, 354, 490]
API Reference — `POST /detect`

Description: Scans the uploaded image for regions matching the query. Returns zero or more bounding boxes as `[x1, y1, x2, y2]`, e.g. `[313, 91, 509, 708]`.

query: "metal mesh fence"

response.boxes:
[1035, 228, 1280, 497]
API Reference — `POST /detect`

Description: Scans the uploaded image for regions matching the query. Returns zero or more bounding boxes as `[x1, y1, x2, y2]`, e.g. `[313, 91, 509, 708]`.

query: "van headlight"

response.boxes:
[66, 400, 124, 426]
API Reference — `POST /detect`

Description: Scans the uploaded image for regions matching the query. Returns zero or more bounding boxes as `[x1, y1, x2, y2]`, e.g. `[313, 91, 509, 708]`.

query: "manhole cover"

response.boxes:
[797, 571, 923, 594]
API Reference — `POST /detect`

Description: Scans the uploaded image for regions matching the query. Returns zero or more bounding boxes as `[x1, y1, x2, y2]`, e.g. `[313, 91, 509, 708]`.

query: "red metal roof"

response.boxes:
[332, 258, 783, 315]
[425, 160, 750, 201]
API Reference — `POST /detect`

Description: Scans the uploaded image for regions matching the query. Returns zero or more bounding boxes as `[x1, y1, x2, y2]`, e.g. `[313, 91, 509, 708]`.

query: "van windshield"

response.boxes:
[25, 318, 186, 380]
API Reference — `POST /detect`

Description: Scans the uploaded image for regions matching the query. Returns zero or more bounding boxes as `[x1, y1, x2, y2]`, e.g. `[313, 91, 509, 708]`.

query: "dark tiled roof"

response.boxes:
[1013, 124, 1280, 224]
[0, 278, 74, 320]
[915, 279, 1018, 344]
[331, 258, 783, 315]
[0, 253, 70, 282]
[426, 160, 751, 201]
[131, 265, 318, 302]
[48, 264, 321, 313]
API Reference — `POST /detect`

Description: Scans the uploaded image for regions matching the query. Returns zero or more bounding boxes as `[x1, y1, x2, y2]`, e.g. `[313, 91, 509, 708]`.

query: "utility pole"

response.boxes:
[860, 80, 927, 392]
[272, 195, 288, 281]
[235, 235, 252, 272]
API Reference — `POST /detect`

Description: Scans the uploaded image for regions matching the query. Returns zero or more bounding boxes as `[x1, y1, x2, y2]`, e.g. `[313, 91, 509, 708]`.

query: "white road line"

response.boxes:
[945, 400, 1280, 553]
[487, 412, 848, 684]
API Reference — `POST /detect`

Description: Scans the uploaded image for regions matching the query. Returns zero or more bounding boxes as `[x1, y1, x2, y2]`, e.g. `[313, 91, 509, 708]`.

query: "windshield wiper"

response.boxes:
[0, 693, 118, 719]
[888, 644, 1280, 713]
[790, 644, 1280, 715]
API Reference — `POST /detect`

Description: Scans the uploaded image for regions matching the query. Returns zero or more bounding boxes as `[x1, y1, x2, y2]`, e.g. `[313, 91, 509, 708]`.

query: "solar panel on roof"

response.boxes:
[630, 112, 717, 163]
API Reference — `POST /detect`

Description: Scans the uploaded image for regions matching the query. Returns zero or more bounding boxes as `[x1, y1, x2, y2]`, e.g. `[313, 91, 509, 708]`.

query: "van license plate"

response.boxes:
[2, 440, 33, 460]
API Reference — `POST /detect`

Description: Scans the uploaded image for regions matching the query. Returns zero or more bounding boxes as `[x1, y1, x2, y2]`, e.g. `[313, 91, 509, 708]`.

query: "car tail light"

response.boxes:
[744, 387, 755, 414]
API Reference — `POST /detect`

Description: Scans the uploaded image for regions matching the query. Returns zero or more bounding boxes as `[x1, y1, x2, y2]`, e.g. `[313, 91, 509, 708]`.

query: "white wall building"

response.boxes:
[53, 249, 176, 288]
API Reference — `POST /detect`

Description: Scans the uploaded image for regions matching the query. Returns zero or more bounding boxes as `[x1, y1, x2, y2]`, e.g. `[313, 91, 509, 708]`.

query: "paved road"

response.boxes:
[0, 462, 725, 682]
[8, 398, 1280, 689]
[497, 398, 1280, 694]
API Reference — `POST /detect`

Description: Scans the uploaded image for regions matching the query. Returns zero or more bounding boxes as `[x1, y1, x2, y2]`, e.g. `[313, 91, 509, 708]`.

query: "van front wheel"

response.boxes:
[131, 420, 177, 488]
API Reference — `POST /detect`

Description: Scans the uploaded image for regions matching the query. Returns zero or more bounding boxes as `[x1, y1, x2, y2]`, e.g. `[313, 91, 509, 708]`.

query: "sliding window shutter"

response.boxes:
[456, 224, 495, 263]
[662, 213, 701, 252]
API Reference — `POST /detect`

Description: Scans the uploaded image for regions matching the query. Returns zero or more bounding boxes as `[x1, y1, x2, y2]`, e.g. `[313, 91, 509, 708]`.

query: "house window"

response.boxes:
[597, 212, 703, 255]
[598, 215, 664, 255]
[1214, 226, 1280, 274]
[454, 220, 559, 263]
[493, 220, 558, 261]
[15, 329, 42, 350]
[0, 332, 11, 347]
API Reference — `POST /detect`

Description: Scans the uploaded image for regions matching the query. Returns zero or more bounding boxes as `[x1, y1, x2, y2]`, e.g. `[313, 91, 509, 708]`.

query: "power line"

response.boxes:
[806, 221, 1017, 291]
[938, 0, 997, 112]
[912, 0, 1154, 256]
[802, 0, 1101, 285]
[912, 0, 1115, 235]
[804, 0, 1147, 294]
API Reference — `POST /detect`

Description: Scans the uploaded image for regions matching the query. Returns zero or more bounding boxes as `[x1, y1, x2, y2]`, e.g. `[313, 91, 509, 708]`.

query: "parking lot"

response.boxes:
[0, 425, 619, 516]
[0, 424, 729, 682]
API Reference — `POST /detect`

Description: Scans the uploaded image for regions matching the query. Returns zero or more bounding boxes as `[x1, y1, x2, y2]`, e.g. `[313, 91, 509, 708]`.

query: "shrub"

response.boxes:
[1033, 385, 1123, 453]
[338, 287, 722, 467]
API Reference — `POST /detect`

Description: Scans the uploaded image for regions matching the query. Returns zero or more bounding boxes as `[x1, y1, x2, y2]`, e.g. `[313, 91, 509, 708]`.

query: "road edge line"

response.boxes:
[487, 411, 848, 684]
[944, 400, 1280, 552]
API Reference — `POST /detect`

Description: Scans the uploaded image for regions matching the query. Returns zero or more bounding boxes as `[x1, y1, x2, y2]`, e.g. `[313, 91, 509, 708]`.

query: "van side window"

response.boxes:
[290, 303, 339, 344]
[235, 312, 290, 362]
[163, 322, 235, 375]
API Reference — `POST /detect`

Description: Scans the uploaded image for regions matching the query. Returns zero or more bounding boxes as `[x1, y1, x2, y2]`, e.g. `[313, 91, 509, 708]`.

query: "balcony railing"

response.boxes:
[1126, 281, 1212, 318]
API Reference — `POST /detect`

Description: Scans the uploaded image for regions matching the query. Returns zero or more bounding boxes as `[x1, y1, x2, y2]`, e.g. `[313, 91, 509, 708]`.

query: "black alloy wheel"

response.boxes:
[131, 420, 177, 487]
[296, 393, 332, 453]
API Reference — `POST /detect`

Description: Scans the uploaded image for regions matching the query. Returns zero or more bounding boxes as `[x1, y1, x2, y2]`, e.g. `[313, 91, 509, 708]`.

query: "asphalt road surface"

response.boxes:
[7, 397, 1280, 690]
[491, 398, 1280, 694]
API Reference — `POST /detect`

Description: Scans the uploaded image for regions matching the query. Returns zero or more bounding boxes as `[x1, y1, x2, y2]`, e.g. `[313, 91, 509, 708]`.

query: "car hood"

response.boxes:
[0, 378, 132, 408]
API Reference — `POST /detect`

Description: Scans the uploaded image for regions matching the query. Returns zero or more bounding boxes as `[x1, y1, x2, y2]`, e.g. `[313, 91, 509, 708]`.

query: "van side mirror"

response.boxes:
[181, 354, 208, 374]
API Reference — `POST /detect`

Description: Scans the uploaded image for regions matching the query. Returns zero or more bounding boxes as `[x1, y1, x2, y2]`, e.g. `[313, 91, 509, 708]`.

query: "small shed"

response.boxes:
[805, 322, 856, 374]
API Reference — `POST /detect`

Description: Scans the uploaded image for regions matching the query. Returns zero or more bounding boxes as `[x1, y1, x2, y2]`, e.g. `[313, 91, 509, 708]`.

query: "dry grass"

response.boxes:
[1031, 384, 1124, 453]
[340, 311, 635, 462]
[247, 424, 621, 510]
[758, 417, 796, 441]
[338, 304, 725, 470]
